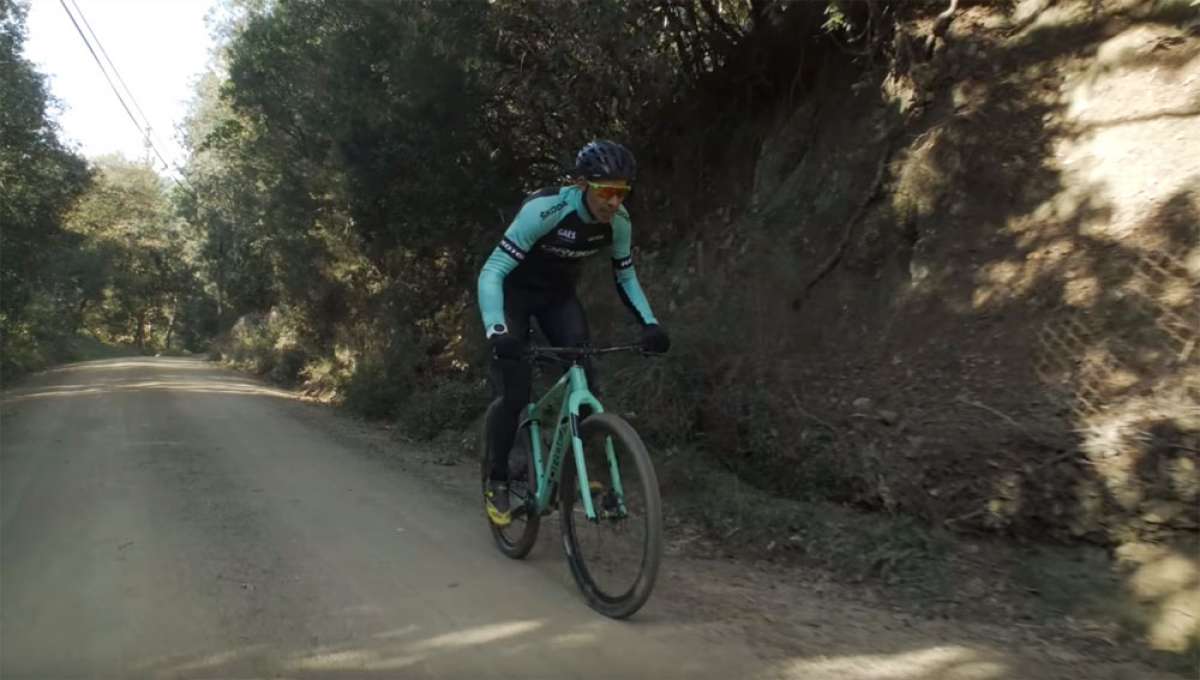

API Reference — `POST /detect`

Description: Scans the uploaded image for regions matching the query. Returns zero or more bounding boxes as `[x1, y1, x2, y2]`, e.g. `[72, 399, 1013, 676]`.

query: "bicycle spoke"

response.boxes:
[567, 422, 652, 602]
[482, 399, 541, 559]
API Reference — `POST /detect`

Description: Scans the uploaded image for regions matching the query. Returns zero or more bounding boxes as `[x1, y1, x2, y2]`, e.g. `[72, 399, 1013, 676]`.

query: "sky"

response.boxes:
[23, 0, 217, 176]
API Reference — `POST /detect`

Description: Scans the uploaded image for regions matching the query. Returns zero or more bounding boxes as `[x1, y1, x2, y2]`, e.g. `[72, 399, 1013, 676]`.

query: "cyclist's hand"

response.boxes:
[489, 331, 524, 360]
[640, 324, 670, 354]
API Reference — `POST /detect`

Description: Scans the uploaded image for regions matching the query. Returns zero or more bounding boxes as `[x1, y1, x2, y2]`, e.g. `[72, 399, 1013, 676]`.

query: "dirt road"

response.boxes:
[0, 358, 1179, 679]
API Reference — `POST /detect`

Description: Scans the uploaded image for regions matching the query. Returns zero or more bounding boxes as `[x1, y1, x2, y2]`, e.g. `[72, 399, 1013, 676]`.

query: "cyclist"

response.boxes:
[477, 140, 670, 526]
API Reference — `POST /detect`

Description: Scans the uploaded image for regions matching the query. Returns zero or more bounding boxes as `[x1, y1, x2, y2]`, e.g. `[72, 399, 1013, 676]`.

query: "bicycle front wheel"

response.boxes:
[560, 412, 663, 619]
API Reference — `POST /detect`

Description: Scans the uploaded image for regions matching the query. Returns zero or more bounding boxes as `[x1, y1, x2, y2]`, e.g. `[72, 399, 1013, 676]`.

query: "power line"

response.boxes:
[67, 0, 153, 132]
[66, 0, 172, 169]
[58, 0, 193, 191]
[58, 1, 154, 158]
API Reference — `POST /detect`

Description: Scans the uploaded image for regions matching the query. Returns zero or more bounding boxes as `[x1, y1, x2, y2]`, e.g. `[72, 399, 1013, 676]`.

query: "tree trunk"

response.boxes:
[164, 294, 179, 350]
[75, 299, 89, 333]
[215, 260, 225, 325]
[135, 311, 146, 352]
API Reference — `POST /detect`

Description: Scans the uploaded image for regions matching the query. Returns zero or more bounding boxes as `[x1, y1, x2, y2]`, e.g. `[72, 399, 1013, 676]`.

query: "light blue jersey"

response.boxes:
[477, 185, 657, 333]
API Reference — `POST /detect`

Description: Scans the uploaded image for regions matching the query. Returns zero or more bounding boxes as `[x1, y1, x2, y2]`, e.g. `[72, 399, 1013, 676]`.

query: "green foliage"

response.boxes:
[218, 308, 309, 376]
[1, 322, 54, 380]
[1, 3, 211, 378]
[341, 357, 417, 421]
[0, 1, 94, 378]
[176, 0, 854, 448]
[180, 0, 834, 416]
[268, 347, 309, 387]
[821, 2, 852, 34]
[64, 156, 210, 353]
[603, 335, 706, 447]
[335, 324, 432, 419]
[62, 333, 140, 362]
[395, 379, 491, 442]
[701, 370, 858, 503]
[219, 313, 276, 373]
[218, 0, 509, 258]
[657, 443, 951, 584]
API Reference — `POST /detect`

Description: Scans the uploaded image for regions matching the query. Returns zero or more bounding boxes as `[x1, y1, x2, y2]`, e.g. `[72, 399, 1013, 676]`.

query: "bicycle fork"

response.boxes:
[567, 385, 628, 522]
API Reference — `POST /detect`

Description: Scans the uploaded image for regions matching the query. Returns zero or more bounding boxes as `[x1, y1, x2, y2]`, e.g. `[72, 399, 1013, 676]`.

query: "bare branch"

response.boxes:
[924, 0, 960, 57]
[932, 0, 961, 38]
[796, 127, 896, 302]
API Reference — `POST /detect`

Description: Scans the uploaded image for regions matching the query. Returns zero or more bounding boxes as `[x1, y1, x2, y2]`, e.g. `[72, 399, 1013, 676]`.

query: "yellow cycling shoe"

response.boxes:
[486, 481, 512, 527]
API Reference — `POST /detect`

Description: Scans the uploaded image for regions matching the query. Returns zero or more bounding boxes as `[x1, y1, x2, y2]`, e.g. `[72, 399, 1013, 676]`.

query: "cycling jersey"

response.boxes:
[477, 185, 657, 333]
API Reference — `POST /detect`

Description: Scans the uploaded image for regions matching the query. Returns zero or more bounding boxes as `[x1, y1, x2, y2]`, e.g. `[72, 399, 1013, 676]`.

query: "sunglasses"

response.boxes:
[587, 181, 632, 200]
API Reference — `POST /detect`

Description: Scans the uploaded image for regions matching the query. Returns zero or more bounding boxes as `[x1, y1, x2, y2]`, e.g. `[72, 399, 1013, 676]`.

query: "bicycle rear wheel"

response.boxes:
[560, 412, 663, 619]
[481, 398, 540, 558]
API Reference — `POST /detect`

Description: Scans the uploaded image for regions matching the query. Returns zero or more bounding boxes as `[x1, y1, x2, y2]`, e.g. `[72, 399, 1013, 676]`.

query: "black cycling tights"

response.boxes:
[488, 288, 597, 482]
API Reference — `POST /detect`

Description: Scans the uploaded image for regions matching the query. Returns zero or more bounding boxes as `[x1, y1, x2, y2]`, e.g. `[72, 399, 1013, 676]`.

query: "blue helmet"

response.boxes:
[575, 140, 636, 181]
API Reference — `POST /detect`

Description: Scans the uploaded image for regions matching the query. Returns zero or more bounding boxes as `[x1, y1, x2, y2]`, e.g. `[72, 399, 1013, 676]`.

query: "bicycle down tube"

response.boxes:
[524, 362, 614, 520]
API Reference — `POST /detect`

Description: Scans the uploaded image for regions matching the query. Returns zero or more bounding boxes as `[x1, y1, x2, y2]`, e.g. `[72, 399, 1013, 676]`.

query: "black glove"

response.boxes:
[489, 331, 524, 360]
[640, 324, 670, 354]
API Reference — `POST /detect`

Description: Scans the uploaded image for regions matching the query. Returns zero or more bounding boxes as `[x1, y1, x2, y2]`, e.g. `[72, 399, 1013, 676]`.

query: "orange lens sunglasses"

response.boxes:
[588, 181, 632, 200]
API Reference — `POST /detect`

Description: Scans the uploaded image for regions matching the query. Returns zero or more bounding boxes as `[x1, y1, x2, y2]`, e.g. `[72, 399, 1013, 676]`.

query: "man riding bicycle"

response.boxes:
[476, 140, 670, 526]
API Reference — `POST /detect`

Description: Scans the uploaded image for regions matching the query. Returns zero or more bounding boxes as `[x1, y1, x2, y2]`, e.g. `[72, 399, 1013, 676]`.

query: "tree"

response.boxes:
[65, 156, 198, 351]
[0, 0, 93, 375]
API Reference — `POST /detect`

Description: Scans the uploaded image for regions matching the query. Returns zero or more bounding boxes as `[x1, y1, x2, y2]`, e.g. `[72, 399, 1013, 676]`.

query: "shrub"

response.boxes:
[396, 377, 491, 441]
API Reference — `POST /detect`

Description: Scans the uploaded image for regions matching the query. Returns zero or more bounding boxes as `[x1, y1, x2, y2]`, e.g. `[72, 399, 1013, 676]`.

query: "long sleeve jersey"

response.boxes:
[477, 185, 657, 335]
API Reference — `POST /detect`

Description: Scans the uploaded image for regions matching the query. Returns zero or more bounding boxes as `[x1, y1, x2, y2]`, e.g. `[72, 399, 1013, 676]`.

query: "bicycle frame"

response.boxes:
[522, 362, 627, 521]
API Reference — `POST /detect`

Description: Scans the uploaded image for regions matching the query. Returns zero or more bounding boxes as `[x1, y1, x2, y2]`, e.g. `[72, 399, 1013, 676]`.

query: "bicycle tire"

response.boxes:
[560, 412, 663, 618]
[481, 398, 541, 559]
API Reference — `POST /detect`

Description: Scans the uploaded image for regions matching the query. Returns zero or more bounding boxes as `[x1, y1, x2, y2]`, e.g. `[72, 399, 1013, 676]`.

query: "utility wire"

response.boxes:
[68, 0, 176, 171]
[67, 0, 152, 132]
[58, 0, 194, 192]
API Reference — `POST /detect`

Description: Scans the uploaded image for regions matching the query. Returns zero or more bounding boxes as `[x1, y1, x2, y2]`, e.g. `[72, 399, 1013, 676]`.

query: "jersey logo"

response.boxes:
[539, 201, 568, 220]
[541, 245, 599, 259]
[557, 228, 577, 240]
[499, 238, 526, 261]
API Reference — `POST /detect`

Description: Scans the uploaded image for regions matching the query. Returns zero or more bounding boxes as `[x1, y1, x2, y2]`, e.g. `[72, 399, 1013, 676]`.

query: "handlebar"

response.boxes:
[525, 344, 647, 364]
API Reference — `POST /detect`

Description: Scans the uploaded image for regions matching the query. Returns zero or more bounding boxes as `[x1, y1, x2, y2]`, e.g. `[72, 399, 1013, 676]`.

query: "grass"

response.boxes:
[1, 332, 142, 387]
[655, 442, 1199, 673]
[655, 444, 955, 587]
[64, 334, 142, 362]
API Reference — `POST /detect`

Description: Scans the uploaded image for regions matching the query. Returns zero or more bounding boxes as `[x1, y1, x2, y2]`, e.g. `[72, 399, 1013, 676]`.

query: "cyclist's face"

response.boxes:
[579, 179, 630, 223]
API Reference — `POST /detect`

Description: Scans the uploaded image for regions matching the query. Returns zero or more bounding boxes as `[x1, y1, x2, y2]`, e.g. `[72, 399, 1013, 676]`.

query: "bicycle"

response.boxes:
[480, 343, 663, 619]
